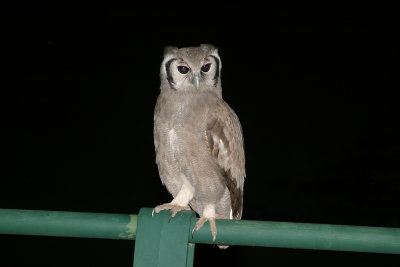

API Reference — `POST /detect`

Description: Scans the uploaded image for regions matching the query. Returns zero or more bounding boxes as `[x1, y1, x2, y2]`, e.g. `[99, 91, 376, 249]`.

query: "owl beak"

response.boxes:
[193, 73, 200, 89]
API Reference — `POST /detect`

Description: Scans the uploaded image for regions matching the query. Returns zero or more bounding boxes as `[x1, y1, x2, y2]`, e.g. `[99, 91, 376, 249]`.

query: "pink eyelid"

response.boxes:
[177, 60, 210, 67]
[178, 61, 189, 67]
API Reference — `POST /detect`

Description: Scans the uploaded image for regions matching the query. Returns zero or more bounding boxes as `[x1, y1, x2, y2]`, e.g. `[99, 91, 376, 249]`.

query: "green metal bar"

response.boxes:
[188, 213, 400, 254]
[186, 243, 195, 267]
[1, 208, 400, 255]
[0, 209, 136, 240]
[133, 209, 196, 267]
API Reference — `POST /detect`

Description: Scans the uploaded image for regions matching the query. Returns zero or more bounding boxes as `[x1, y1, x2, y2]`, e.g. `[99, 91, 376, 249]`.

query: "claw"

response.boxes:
[168, 211, 176, 222]
[170, 208, 178, 218]
[209, 219, 217, 243]
[191, 226, 196, 238]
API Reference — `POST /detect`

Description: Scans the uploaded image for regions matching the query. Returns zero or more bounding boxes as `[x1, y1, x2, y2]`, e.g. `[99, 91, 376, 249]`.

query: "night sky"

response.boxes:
[2, 3, 399, 266]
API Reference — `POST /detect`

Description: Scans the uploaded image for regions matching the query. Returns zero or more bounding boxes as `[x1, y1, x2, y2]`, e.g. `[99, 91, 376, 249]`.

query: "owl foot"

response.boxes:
[191, 214, 230, 249]
[192, 216, 217, 242]
[152, 203, 191, 218]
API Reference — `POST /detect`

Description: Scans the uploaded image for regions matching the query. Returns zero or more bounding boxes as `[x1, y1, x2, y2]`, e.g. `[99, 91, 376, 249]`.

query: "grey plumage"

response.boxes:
[153, 44, 245, 244]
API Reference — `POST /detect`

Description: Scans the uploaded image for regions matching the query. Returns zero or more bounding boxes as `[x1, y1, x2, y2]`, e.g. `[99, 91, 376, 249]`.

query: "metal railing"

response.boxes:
[1, 208, 400, 266]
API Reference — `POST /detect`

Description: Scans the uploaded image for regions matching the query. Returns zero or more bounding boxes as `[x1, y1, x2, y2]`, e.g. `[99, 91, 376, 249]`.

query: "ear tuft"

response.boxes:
[200, 43, 216, 50]
[164, 46, 178, 57]
[201, 43, 218, 56]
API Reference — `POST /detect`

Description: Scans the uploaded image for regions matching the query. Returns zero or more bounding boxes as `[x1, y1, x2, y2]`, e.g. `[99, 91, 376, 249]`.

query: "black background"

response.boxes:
[2, 3, 399, 266]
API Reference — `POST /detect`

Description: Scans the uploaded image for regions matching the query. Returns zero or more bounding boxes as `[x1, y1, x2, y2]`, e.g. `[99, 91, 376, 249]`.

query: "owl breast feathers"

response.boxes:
[153, 44, 245, 245]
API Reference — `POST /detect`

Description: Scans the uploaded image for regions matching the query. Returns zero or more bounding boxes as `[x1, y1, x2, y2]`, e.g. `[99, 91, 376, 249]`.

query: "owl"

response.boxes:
[153, 44, 245, 245]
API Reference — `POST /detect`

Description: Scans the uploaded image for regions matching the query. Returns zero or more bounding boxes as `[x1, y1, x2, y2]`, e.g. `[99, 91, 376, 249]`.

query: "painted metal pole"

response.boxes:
[1, 208, 400, 255]
[0, 209, 136, 240]
[188, 212, 400, 254]
[136, 208, 400, 254]
[133, 209, 196, 267]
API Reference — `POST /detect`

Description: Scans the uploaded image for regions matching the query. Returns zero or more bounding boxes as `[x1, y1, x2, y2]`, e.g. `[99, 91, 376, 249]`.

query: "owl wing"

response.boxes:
[153, 93, 170, 186]
[206, 98, 246, 219]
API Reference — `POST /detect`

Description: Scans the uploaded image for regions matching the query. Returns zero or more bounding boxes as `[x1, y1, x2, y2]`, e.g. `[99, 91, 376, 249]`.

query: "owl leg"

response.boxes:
[192, 207, 231, 249]
[192, 204, 218, 242]
[153, 179, 194, 218]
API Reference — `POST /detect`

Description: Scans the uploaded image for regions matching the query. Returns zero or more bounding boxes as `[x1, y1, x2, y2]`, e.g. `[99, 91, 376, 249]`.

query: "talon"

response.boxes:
[168, 209, 178, 222]
[170, 209, 178, 218]
[191, 227, 195, 238]
[210, 220, 217, 243]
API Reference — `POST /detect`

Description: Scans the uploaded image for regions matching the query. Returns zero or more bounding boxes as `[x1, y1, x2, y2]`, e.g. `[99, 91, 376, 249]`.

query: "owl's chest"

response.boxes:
[158, 94, 210, 129]
[156, 93, 213, 154]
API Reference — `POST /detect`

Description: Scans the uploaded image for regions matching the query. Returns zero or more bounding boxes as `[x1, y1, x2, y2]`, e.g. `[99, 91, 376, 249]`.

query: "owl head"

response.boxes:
[160, 44, 222, 96]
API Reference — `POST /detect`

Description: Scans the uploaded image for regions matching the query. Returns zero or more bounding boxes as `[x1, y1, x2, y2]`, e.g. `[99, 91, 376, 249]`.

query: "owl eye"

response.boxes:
[177, 65, 189, 74]
[201, 63, 211, 72]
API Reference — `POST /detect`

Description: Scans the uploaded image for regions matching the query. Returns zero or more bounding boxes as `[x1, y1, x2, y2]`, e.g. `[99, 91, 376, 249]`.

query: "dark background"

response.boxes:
[2, 3, 399, 266]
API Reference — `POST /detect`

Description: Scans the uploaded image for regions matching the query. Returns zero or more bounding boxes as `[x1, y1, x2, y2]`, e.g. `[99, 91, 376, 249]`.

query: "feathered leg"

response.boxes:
[153, 180, 194, 218]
